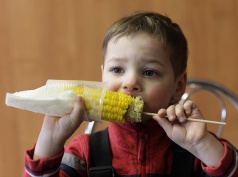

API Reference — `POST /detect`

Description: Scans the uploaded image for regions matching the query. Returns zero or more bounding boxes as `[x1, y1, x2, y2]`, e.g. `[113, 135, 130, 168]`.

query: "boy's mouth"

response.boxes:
[122, 91, 137, 98]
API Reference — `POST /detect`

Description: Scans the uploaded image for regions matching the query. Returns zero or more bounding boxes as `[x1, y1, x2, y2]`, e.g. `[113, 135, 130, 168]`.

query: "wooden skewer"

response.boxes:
[143, 112, 226, 125]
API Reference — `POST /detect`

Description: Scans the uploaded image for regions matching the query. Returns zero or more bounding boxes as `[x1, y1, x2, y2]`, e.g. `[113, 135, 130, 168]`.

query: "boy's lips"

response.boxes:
[122, 91, 137, 98]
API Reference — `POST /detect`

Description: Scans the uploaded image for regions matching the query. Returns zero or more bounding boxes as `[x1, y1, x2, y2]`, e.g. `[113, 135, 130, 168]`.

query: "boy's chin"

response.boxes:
[140, 116, 153, 125]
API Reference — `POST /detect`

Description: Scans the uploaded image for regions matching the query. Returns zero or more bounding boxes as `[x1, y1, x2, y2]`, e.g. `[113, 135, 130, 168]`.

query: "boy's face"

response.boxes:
[102, 32, 186, 123]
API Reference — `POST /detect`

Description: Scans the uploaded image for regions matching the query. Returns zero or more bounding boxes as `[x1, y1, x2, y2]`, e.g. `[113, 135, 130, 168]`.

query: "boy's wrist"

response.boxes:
[33, 130, 66, 159]
[191, 133, 224, 167]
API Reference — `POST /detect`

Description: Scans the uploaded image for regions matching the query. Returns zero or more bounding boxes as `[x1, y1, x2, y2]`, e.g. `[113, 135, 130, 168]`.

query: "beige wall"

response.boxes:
[1, 1, 237, 176]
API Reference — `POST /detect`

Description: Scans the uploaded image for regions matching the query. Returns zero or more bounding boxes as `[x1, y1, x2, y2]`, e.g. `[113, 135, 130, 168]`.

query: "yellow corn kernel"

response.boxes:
[61, 87, 143, 123]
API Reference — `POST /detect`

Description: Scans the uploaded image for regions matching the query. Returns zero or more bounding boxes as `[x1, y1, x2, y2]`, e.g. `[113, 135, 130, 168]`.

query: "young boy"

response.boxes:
[23, 12, 238, 177]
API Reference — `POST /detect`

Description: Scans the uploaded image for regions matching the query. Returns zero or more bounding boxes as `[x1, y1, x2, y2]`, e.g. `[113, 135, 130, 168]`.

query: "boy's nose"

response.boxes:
[122, 76, 142, 92]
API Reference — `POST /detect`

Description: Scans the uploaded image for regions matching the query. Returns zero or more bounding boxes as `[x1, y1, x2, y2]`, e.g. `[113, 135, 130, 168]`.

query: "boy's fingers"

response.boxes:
[157, 108, 167, 117]
[69, 96, 86, 125]
[153, 111, 173, 138]
[183, 100, 194, 115]
[175, 104, 187, 123]
[183, 100, 202, 119]
[166, 105, 176, 121]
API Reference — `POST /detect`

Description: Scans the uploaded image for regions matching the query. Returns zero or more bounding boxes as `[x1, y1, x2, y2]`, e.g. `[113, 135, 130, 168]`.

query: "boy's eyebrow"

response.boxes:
[142, 58, 166, 67]
[105, 57, 166, 67]
[105, 57, 128, 64]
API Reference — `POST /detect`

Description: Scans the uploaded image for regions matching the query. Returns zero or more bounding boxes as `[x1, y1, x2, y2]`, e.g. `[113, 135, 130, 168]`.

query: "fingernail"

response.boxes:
[168, 115, 175, 121]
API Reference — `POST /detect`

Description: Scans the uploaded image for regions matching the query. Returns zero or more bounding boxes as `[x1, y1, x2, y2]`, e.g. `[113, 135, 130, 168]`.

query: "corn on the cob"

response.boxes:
[61, 87, 143, 123]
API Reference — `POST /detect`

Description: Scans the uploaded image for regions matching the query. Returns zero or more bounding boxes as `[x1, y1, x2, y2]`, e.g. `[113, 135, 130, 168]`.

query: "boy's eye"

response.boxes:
[111, 67, 124, 74]
[143, 69, 159, 77]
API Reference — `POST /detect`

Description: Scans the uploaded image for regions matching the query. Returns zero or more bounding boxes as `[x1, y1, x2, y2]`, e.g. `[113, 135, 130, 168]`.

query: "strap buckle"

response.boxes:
[89, 166, 115, 177]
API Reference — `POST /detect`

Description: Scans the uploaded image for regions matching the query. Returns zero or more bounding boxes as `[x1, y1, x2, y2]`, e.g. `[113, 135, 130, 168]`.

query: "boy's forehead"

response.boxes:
[106, 33, 169, 57]
[109, 34, 153, 48]
[111, 32, 160, 43]
[104, 34, 171, 67]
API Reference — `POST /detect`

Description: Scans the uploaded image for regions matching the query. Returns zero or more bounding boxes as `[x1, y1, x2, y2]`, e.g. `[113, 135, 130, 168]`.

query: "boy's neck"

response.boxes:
[139, 118, 154, 127]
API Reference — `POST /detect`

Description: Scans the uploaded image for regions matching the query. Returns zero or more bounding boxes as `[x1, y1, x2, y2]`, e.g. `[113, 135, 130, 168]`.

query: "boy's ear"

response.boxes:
[172, 72, 187, 103]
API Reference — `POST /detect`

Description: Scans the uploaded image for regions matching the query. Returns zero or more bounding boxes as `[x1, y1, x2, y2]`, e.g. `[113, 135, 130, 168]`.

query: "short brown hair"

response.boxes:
[102, 11, 188, 79]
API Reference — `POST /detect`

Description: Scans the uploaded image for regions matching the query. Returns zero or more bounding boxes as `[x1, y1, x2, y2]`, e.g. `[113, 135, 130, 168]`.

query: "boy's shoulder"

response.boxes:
[74, 133, 90, 144]
[68, 128, 108, 150]
[65, 133, 91, 154]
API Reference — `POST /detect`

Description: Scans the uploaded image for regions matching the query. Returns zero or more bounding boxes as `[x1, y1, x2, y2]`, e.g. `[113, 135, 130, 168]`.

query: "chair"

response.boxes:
[85, 78, 238, 137]
[181, 78, 238, 137]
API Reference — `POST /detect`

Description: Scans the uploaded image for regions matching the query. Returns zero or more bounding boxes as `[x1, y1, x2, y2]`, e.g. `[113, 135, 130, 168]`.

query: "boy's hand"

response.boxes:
[154, 100, 207, 148]
[153, 100, 225, 167]
[34, 96, 86, 159]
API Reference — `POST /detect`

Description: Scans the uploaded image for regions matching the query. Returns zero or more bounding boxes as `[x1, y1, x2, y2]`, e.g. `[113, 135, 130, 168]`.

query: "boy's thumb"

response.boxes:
[70, 96, 86, 125]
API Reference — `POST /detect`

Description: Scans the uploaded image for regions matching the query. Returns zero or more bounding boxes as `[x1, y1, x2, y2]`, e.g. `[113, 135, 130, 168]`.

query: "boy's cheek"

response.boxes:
[144, 89, 172, 110]
[105, 81, 120, 92]
[102, 75, 117, 91]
